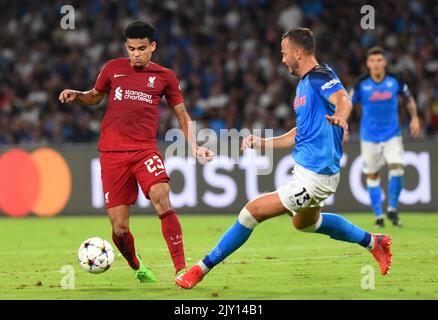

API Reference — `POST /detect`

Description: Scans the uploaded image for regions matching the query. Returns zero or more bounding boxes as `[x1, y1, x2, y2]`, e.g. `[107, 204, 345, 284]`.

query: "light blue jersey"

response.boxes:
[350, 73, 411, 142]
[292, 64, 345, 175]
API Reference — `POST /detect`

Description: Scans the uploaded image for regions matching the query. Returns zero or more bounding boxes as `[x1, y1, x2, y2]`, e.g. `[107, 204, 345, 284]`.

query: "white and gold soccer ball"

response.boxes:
[78, 237, 115, 274]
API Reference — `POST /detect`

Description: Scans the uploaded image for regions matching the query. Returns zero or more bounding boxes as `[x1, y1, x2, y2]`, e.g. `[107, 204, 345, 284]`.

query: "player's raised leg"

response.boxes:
[175, 192, 288, 289]
[149, 182, 186, 275]
[293, 207, 392, 275]
[108, 205, 156, 283]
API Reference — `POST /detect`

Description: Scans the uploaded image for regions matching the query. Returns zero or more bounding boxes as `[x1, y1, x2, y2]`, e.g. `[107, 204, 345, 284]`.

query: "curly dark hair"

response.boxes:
[124, 21, 156, 42]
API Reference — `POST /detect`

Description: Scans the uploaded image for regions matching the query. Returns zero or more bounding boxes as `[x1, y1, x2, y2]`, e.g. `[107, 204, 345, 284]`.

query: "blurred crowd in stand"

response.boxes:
[0, 0, 437, 145]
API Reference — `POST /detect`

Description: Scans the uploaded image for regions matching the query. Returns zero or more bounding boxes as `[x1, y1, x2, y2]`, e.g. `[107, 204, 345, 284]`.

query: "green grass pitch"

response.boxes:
[0, 213, 437, 300]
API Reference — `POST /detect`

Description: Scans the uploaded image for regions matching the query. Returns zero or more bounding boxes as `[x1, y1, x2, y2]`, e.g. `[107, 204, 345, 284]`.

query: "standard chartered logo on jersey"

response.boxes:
[114, 87, 123, 100]
[113, 86, 153, 104]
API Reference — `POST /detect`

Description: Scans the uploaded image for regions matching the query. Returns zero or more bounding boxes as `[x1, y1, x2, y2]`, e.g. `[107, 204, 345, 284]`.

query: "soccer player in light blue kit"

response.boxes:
[176, 28, 392, 289]
[350, 47, 420, 228]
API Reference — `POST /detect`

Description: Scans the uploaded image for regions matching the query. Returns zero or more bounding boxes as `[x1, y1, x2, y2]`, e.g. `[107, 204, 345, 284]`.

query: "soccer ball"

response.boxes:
[78, 237, 115, 274]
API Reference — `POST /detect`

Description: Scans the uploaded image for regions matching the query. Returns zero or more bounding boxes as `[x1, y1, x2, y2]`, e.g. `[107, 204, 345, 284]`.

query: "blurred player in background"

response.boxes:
[59, 21, 214, 283]
[349, 47, 421, 228]
[176, 28, 392, 289]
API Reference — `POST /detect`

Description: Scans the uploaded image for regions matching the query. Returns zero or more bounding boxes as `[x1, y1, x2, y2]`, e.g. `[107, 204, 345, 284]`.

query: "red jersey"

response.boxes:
[94, 58, 184, 151]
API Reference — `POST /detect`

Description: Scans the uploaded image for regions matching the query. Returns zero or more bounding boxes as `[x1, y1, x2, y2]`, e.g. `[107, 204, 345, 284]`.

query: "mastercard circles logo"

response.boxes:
[0, 148, 72, 217]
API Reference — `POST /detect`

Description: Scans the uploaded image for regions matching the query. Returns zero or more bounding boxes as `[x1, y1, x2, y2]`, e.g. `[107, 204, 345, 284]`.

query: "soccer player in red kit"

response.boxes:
[59, 21, 214, 283]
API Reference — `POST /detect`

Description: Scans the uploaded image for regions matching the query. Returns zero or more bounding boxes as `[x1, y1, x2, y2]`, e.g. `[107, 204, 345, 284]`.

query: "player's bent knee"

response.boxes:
[112, 224, 130, 236]
[150, 194, 169, 208]
[245, 202, 263, 221]
[149, 185, 168, 200]
[149, 184, 172, 211]
[295, 220, 321, 233]
[245, 204, 271, 223]
[107, 210, 130, 235]
[293, 210, 322, 232]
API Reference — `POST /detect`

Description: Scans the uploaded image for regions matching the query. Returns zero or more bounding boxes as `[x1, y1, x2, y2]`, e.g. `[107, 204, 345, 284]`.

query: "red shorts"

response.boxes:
[100, 149, 170, 209]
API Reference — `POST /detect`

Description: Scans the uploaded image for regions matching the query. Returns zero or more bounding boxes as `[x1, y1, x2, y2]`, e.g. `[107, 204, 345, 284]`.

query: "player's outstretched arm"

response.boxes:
[325, 89, 352, 130]
[59, 88, 106, 106]
[172, 103, 214, 164]
[241, 127, 297, 151]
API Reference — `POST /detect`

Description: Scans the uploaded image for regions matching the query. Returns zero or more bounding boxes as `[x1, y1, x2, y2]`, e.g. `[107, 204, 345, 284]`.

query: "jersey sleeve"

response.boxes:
[94, 62, 111, 93]
[163, 70, 184, 107]
[309, 69, 345, 102]
[394, 74, 411, 98]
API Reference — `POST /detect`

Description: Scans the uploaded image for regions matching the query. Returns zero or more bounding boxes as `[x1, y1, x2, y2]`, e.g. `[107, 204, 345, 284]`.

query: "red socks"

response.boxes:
[159, 209, 186, 274]
[112, 230, 140, 270]
[112, 210, 186, 274]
